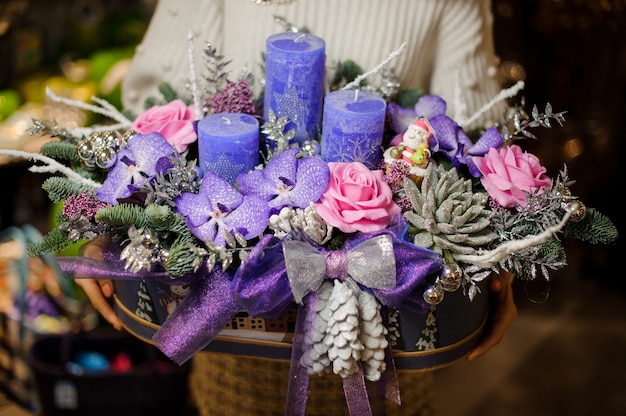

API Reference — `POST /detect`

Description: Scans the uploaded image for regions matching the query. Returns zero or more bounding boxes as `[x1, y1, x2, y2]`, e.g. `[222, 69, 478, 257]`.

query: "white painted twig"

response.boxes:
[457, 80, 525, 128]
[45, 87, 133, 126]
[342, 42, 408, 91]
[0, 149, 100, 189]
[188, 30, 203, 120]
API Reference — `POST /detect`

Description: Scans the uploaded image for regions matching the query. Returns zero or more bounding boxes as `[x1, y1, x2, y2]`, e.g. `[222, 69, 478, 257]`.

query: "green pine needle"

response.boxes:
[26, 228, 71, 256]
[393, 88, 424, 108]
[165, 238, 198, 277]
[42, 177, 95, 203]
[564, 208, 619, 245]
[40, 141, 81, 163]
[95, 203, 152, 231]
[158, 82, 179, 102]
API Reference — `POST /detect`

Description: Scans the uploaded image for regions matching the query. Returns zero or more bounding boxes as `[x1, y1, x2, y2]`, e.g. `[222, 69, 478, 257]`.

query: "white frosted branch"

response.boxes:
[0, 149, 100, 189]
[188, 30, 203, 120]
[68, 122, 132, 138]
[453, 203, 576, 269]
[457, 81, 525, 128]
[45, 87, 133, 126]
[342, 42, 407, 91]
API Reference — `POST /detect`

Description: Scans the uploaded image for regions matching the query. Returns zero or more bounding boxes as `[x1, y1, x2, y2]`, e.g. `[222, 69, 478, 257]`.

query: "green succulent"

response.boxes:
[403, 164, 498, 256]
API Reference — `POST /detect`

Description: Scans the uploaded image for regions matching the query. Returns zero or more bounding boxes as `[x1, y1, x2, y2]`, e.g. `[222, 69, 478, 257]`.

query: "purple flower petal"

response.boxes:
[414, 95, 447, 119]
[429, 115, 460, 155]
[467, 127, 504, 156]
[236, 149, 329, 213]
[386, 102, 417, 134]
[176, 171, 270, 245]
[463, 127, 504, 177]
[96, 133, 175, 204]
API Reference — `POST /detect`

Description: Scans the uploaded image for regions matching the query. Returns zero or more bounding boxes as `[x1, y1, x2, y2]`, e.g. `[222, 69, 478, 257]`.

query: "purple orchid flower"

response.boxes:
[96, 132, 176, 205]
[429, 115, 503, 177]
[175, 171, 270, 245]
[236, 148, 330, 213]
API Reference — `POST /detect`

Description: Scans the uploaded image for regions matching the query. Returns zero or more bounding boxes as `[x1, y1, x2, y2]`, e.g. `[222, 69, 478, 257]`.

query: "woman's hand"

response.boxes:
[467, 270, 517, 360]
[75, 236, 122, 330]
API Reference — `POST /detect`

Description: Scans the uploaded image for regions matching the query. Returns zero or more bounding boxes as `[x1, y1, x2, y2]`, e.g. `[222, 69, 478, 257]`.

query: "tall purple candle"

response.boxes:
[197, 113, 259, 183]
[321, 90, 387, 169]
[264, 32, 326, 147]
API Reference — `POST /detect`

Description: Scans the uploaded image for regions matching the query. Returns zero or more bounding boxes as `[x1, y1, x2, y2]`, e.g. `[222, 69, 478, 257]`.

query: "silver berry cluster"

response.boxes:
[77, 130, 134, 169]
[423, 263, 463, 306]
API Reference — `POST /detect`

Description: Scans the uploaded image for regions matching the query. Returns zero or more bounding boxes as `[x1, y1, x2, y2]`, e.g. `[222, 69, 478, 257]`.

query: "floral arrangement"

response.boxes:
[0, 32, 618, 415]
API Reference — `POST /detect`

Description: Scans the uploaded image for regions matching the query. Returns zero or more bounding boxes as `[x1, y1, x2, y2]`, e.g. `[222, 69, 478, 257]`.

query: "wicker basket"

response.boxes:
[189, 352, 435, 416]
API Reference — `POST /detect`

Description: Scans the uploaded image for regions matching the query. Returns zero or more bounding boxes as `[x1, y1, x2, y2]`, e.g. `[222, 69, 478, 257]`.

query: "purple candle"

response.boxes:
[197, 113, 259, 183]
[264, 32, 326, 147]
[321, 90, 387, 169]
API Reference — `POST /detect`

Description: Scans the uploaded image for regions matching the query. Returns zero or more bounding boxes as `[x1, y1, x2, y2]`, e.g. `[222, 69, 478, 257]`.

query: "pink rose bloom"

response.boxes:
[314, 162, 401, 233]
[473, 144, 552, 208]
[132, 99, 197, 151]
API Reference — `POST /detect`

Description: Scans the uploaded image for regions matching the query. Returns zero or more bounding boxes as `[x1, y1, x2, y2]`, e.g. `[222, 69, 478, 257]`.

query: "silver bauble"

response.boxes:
[440, 263, 462, 292]
[423, 284, 445, 306]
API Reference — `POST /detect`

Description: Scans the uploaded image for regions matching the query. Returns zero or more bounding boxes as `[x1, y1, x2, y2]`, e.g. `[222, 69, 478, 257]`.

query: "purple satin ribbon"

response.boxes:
[153, 267, 239, 364]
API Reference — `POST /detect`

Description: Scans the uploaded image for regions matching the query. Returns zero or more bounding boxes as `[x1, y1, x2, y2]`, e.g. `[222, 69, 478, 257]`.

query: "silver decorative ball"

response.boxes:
[123, 130, 138, 144]
[423, 284, 444, 306]
[570, 200, 587, 222]
[440, 263, 462, 292]
[77, 139, 94, 161]
[94, 147, 117, 169]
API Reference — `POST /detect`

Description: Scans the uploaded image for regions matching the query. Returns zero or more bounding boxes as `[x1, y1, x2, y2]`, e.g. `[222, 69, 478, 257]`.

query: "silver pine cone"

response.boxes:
[302, 281, 333, 376]
[403, 164, 498, 255]
[325, 280, 364, 378]
[358, 290, 388, 382]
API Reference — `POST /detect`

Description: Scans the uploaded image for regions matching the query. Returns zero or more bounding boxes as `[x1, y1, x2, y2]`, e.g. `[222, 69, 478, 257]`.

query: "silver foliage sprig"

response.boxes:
[501, 101, 567, 142]
[261, 108, 295, 158]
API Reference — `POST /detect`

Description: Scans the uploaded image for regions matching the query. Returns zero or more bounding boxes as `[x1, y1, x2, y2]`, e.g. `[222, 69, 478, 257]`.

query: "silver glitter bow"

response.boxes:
[282, 234, 396, 304]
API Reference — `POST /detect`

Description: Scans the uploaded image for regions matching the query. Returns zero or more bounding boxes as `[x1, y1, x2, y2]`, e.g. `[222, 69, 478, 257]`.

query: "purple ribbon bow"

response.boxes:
[231, 222, 443, 416]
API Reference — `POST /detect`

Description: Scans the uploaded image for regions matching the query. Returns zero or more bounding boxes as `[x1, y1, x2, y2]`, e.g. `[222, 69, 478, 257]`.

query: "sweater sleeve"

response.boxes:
[121, 0, 224, 114]
[430, 0, 504, 128]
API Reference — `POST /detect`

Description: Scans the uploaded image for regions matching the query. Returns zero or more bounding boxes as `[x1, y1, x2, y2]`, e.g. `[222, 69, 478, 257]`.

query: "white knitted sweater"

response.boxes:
[122, 0, 503, 127]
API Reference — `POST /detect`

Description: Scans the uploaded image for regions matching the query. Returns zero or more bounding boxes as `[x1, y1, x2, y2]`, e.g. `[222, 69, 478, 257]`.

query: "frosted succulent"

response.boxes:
[403, 164, 498, 256]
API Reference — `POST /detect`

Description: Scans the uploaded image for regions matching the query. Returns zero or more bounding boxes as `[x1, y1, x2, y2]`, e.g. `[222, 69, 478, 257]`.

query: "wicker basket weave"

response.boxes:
[189, 352, 435, 416]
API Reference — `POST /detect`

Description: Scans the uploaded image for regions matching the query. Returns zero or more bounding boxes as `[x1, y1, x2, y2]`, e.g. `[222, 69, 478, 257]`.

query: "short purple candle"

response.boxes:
[197, 113, 259, 183]
[321, 90, 387, 169]
[264, 32, 326, 147]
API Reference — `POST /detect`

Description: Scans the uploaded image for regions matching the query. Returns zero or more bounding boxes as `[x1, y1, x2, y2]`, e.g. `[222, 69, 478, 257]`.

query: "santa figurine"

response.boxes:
[384, 117, 434, 177]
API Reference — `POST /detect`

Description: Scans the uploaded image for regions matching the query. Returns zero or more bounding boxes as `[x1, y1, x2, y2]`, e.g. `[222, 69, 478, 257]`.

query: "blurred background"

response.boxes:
[0, 0, 624, 414]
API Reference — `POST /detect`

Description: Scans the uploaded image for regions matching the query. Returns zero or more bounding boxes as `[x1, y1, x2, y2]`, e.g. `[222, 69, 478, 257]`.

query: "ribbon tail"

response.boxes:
[153, 269, 239, 365]
[343, 367, 373, 416]
[285, 298, 314, 416]
[382, 344, 401, 405]
[57, 256, 201, 285]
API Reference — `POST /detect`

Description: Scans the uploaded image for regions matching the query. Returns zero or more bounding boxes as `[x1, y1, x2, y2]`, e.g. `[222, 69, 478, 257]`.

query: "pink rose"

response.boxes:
[314, 162, 401, 233]
[132, 99, 197, 151]
[473, 144, 552, 208]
